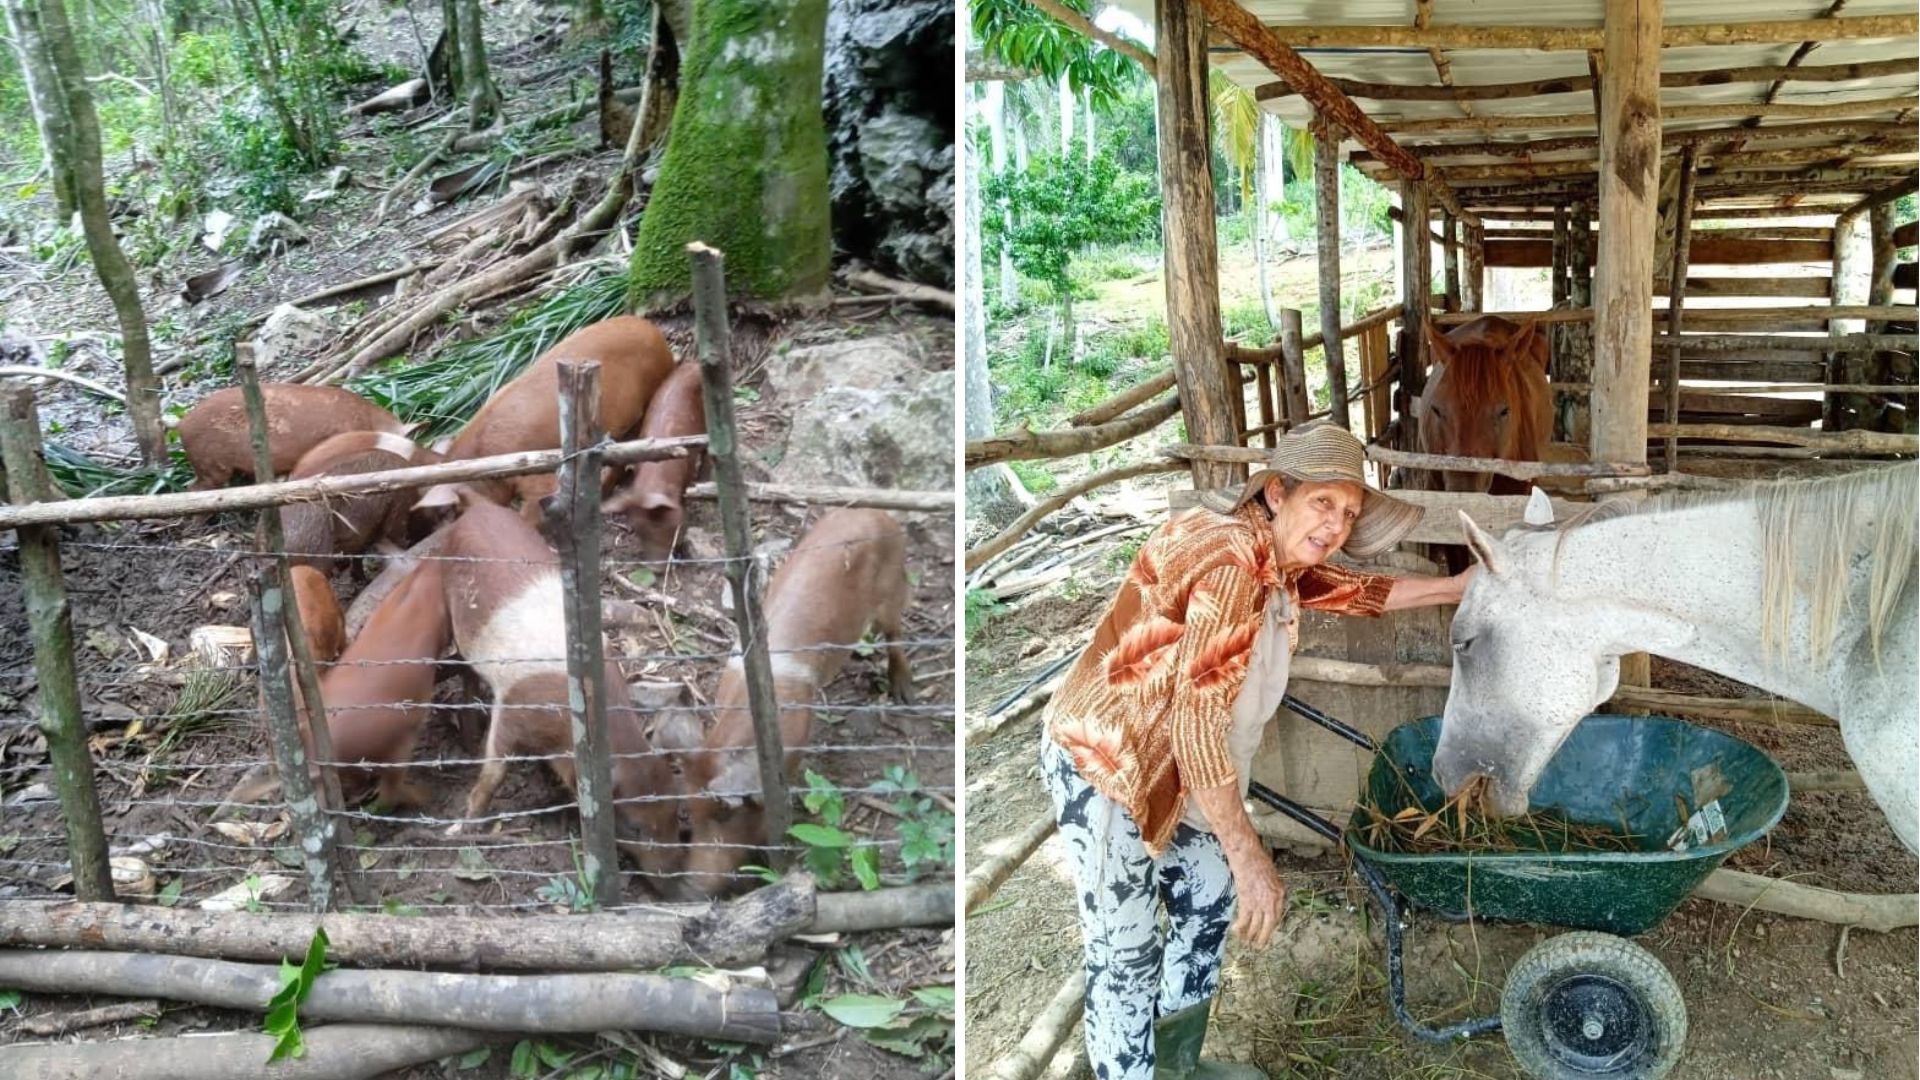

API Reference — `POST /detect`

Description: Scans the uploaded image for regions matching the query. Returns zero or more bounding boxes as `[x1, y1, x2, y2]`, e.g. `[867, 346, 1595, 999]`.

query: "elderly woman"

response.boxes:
[1040, 424, 1473, 1079]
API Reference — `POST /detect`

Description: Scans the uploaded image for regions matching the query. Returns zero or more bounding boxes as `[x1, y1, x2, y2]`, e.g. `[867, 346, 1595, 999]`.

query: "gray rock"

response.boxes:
[767, 334, 935, 403]
[776, 370, 953, 493]
[822, 0, 952, 288]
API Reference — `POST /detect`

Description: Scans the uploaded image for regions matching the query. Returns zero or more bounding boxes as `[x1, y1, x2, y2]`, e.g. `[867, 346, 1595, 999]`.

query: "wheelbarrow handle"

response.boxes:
[1281, 695, 1379, 752]
[1246, 785, 1502, 1045]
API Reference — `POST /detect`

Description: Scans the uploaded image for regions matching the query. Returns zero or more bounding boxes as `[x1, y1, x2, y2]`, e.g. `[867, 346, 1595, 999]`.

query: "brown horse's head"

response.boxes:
[1414, 317, 1552, 493]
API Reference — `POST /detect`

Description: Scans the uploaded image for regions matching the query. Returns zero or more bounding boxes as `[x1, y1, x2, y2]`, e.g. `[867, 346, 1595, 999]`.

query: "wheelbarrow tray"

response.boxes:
[1344, 715, 1789, 937]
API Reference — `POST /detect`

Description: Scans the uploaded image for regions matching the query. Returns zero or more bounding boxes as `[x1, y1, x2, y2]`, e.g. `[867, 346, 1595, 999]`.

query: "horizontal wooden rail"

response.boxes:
[0, 435, 705, 529]
[1226, 303, 1403, 364]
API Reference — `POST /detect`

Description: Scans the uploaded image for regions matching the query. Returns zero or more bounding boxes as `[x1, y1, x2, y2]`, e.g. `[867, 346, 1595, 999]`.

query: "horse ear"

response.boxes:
[1511, 320, 1549, 373]
[1423, 321, 1456, 366]
[1523, 487, 1555, 526]
[1457, 511, 1504, 575]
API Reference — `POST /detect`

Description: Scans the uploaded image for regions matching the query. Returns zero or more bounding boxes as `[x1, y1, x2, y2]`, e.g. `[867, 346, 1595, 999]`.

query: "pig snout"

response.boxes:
[619, 493, 683, 560]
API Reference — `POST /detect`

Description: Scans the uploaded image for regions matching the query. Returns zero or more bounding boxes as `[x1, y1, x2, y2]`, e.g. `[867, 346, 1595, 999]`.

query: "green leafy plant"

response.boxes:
[789, 770, 882, 891]
[263, 927, 332, 1062]
[982, 140, 1159, 348]
[873, 766, 954, 877]
[965, 588, 1004, 642]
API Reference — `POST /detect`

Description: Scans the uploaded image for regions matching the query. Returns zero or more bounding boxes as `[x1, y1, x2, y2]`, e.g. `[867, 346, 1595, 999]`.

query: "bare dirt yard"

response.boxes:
[964, 508, 1916, 1080]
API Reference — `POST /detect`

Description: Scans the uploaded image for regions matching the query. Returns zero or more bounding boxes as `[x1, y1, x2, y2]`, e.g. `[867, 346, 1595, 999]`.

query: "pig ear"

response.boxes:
[710, 754, 761, 809]
[1457, 511, 1505, 576]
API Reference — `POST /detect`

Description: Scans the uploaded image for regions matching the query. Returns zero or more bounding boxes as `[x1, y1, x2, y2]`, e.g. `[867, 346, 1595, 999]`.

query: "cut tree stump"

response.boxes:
[0, 1022, 491, 1080]
[0, 950, 783, 1042]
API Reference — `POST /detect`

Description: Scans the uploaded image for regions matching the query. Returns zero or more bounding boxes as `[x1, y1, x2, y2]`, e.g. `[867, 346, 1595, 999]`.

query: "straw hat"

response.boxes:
[1198, 423, 1422, 559]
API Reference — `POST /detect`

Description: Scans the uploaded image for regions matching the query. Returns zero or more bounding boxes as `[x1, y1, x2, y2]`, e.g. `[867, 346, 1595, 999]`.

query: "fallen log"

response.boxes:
[0, 1023, 491, 1080]
[0, 874, 811, 971]
[964, 459, 1182, 571]
[1786, 770, 1867, 793]
[844, 269, 955, 311]
[0, 950, 783, 1042]
[965, 811, 1058, 914]
[0, 434, 703, 530]
[986, 969, 1085, 1080]
[964, 676, 1062, 747]
[1695, 869, 1917, 934]
[967, 395, 1182, 470]
[19, 999, 161, 1037]
[808, 882, 953, 934]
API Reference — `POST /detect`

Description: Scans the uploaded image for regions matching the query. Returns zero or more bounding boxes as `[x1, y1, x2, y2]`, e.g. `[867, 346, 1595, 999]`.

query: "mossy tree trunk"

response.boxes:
[628, 0, 831, 308]
[8, 0, 165, 464]
[3, 0, 77, 221]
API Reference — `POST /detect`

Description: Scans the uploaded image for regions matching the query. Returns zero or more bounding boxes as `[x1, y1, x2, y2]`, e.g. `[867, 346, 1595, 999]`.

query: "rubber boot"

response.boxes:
[1152, 1000, 1268, 1080]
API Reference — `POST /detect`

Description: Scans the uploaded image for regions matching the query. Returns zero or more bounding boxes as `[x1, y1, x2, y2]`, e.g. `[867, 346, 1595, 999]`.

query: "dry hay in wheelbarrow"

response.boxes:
[1355, 775, 1645, 856]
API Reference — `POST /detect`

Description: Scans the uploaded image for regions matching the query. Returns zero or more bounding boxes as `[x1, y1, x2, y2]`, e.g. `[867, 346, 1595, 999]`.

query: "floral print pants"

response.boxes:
[1041, 736, 1237, 1080]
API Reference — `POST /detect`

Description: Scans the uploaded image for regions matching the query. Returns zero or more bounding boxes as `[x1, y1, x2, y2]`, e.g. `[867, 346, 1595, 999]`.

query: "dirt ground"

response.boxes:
[0, 3, 955, 1075]
[963, 528, 1917, 1080]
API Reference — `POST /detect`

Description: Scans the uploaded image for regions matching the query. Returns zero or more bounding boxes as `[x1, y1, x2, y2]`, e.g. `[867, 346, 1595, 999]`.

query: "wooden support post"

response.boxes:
[1442, 213, 1461, 314]
[1278, 307, 1311, 424]
[0, 386, 113, 902]
[1464, 223, 1485, 312]
[247, 570, 336, 913]
[1867, 202, 1902, 432]
[1226, 350, 1248, 442]
[548, 360, 620, 908]
[1664, 148, 1698, 472]
[234, 350, 369, 909]
[1551, 204, 1570, 376]
[1828, 207, 1870, 429]
[687, 243, 790, 864]
[1313, 112, 1349, 429]
[1399, 178, 1432, 412]
[1564, 200, 1595, 443]
[1593, 0, 1662, 702]
[1158, 0, 1239, 489]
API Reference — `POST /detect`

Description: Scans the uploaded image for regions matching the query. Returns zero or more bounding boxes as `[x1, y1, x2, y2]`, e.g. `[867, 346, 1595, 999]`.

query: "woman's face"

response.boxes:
[1267, 477, 1364, 569]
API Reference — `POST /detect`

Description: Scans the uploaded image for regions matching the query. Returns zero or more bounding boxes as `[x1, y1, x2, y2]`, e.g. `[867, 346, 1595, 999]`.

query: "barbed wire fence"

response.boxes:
[0, 246, 956, 939]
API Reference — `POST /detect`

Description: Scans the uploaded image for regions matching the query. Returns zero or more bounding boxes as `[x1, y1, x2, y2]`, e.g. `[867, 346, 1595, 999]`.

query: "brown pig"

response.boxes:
[178, 385, 409, 490]
[304, 558, 452, 808]
[644, 508, 915, 899]
[415, 316, 676, 524]
[282, 430, 442, 566]
[288, 564, 347, 665]
[602, 362, 705, 561]
[437, 497, 674, 850]
[226, 561, 444, 809]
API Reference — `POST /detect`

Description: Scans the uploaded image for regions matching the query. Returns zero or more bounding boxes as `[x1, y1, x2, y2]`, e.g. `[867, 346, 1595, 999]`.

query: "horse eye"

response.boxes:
[1496, 405, 1511, 420]
[1452, 635, 1474, 654]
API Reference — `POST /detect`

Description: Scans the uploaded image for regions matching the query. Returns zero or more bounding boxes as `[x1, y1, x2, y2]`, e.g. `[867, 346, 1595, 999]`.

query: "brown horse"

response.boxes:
[1413, 316, 1552, 495]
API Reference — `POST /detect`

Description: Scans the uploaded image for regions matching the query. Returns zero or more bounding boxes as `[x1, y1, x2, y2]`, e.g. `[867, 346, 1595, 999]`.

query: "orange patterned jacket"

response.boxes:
[1045, 502, 1396, 855]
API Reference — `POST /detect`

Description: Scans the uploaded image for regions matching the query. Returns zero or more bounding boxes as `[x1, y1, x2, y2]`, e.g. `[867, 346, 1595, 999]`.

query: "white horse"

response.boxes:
[1434, 464, 1918, 852]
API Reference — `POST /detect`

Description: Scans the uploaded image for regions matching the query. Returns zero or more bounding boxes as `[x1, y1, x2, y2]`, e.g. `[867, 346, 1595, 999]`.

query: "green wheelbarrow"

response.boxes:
[1250, 701, 1789, 1080]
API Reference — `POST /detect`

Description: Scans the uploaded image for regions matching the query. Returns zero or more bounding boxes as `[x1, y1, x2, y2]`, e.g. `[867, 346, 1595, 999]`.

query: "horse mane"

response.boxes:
[1432, 337, 1551, 458]
[1550, 464, 1918, 665]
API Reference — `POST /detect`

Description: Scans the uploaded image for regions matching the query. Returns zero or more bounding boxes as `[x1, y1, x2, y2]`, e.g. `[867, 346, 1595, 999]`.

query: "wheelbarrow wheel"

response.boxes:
[1500, 931, 1687, 1080]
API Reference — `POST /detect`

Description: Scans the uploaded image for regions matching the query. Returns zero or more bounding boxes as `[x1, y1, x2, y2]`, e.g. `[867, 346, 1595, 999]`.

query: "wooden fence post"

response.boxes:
[1278, 308, 1311, 424]
[0, 384, 114, 902]
[235, 349, 368, 908]
[248, 569, 337, 913]
[548, 359, 621, 908]
[686, 242, 791, 867]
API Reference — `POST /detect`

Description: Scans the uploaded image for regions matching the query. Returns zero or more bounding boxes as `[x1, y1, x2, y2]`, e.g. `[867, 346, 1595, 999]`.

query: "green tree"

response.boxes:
[628, 0, 830, 307]
[970, 0, 1142, 108]
[224, 0, 342, 166]
[982, 139, 1157, 354]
